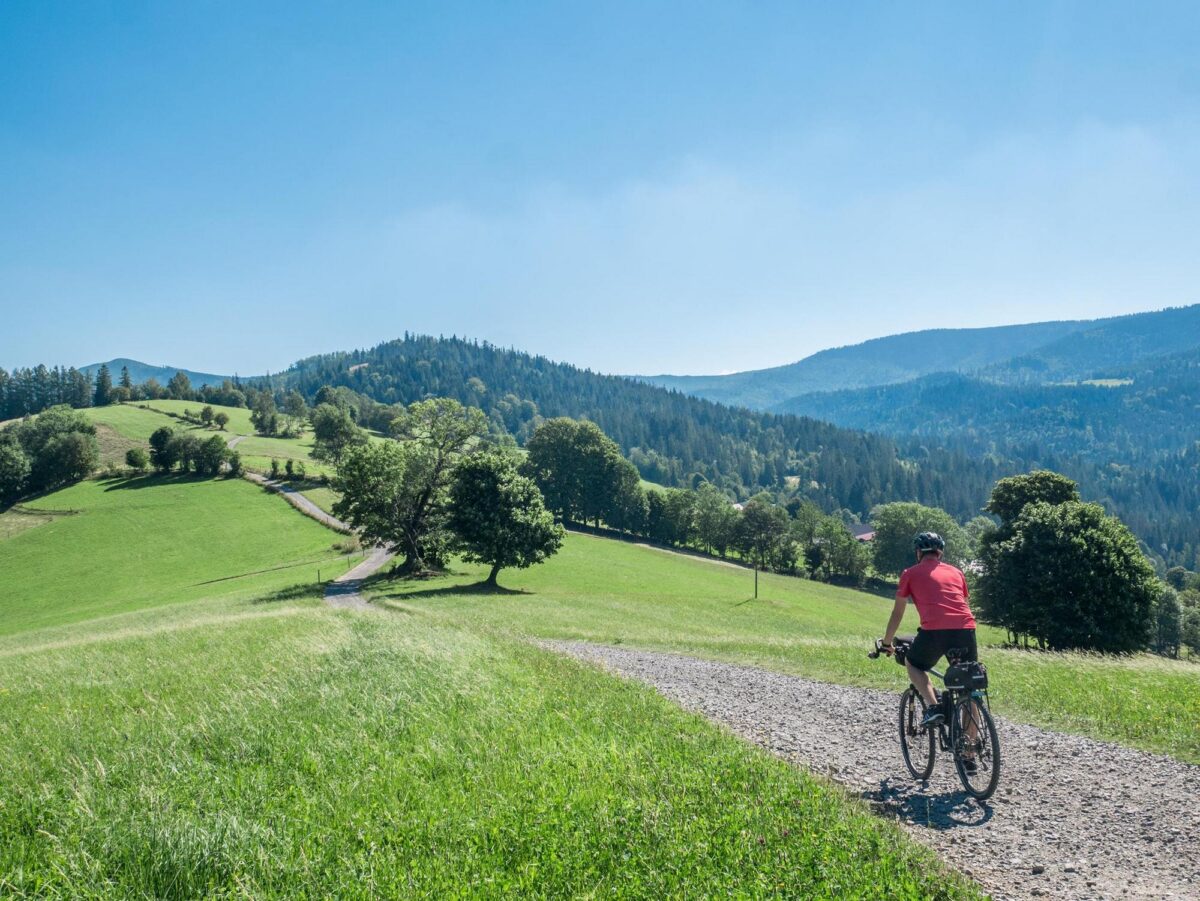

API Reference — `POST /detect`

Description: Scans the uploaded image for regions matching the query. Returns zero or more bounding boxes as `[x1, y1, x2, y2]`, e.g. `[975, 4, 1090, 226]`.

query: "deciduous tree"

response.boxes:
[125, 447, 149, 472]
[447, 449, 564, 586]
[979, 493, 1157, 653]
[0, 437, 30, 499]
[870, 502, 969, 577]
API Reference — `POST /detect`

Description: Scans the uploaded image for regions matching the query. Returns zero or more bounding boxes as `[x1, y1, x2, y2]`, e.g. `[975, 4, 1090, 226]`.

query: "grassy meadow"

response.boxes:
[0, 480, 978, 899]
[86, 402, 337, 477]
[369, 532, 1200, 764]
[0, 476, 349, 635]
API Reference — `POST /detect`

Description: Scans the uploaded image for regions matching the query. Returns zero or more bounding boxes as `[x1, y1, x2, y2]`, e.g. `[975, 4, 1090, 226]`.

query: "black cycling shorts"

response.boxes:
[906, 628, 977, 672]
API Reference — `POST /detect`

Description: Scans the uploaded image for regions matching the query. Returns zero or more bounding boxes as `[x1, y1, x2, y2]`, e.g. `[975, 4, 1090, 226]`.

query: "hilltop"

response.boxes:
[80, 358, 232, 389]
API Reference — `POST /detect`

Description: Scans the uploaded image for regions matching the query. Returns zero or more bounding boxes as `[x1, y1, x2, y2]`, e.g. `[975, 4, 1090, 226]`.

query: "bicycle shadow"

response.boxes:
[861, 777, 993, 830]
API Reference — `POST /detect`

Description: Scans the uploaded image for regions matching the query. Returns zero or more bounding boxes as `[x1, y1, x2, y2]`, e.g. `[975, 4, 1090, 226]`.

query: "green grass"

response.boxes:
[83, 403, 200, 442]
[369, 533, 1200, 763]
[90, 401, 338, 476]
[141, 398, 256, 434]
[83, 404, 213, 466]
[0, 476, 347, 635]
[300, 485, 340, 515]
[0, 599, 976, 898]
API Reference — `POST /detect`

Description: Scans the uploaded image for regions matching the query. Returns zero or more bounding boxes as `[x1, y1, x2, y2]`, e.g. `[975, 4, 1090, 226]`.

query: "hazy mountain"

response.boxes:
[639, 304, 1200, 410]
[637, 320, 1091, 409]
[80, 358, 231, 389]
[980, 304, 1200, 384]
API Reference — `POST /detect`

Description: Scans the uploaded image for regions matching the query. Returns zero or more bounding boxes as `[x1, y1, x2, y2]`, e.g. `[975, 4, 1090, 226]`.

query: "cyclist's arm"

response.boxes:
[883, 596, 906, 646]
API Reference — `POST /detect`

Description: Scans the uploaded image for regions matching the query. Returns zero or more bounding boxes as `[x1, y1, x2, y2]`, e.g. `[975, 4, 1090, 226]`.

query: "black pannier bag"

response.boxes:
[943, 661, 988, 692]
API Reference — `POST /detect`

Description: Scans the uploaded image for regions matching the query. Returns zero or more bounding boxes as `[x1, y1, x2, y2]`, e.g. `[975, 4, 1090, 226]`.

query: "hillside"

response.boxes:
[638, 318, 1090, 409]
[981, 304, 1200, 384]
[777, 349, 1200, 566]
[80, 358, 231, 389]
[269, 335, 1009, 521]
[639, 304, 1200, 410]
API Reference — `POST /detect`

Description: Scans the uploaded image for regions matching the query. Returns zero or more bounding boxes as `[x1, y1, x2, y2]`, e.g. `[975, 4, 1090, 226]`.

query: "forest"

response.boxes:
[267, 335, 1012, 523]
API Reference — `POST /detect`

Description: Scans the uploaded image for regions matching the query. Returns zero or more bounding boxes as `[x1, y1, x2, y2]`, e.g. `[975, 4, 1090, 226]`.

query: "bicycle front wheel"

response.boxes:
[950, 695, 1001, 800]
[898, 687, 935, 781]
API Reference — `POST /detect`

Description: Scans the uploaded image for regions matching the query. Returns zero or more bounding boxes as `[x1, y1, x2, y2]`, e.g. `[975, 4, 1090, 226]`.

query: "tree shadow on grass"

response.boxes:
[103, 473, 214, 491]
[251, 583, 326, 605]
[861, 777, 993, 830]
[371, 579, 532, 601]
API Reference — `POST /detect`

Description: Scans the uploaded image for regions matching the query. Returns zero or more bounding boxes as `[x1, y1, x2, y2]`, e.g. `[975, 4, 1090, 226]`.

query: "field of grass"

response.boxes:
[82, 404, 209, 466]
[83, 403, 197, 442]
[0, 594, 976, 898]
[369, 533, 1200, 763]
[141, 398, 256, 433]
[0, 475, 974, 896]
[88, 401, 335, 477]
[0, 476, 347, 635]
[300, 484, 341, 515]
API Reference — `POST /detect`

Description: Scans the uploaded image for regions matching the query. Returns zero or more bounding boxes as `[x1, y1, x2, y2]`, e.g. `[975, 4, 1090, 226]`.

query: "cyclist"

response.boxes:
[880, 532, 977, 730]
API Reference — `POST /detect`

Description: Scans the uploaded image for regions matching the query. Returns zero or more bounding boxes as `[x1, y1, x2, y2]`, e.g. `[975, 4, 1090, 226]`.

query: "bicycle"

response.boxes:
[869, 636, 1001, 800]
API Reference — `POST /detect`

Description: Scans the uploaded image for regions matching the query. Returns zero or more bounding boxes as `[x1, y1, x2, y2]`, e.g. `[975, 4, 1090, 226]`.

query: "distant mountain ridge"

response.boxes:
[80, 358, 231, 389]
[638, 305, 1200, 410]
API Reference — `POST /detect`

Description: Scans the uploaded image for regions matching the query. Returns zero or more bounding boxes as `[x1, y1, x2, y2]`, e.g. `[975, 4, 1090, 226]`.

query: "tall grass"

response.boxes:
[0, 601, 977, 899]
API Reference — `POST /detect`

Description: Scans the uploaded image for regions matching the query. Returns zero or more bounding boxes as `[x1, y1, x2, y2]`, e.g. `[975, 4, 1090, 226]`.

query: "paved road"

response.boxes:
[243, 472, 351, 533]
[241, 472, 394, 608]
[549, 642, 1200, 901]
[324, 545, 394, 609]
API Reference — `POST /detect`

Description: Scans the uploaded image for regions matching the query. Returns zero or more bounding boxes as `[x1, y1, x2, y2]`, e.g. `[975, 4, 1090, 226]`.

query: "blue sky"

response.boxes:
[3, 2, 1199, 376]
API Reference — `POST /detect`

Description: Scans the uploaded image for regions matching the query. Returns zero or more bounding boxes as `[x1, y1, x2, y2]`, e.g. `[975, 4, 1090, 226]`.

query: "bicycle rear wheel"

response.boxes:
[898, 687, 935, 781]
[950, 695, 1001, 800]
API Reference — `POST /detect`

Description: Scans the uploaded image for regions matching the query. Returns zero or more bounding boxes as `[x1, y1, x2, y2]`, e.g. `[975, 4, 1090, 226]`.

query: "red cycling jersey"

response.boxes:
[897, 557, 976, 630]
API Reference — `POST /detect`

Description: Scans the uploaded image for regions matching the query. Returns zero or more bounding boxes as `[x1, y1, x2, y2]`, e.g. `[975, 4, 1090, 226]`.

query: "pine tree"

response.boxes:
[93, 364, 113, 406]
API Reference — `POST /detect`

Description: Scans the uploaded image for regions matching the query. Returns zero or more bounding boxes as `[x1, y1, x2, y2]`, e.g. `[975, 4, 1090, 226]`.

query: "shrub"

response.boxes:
[125, 447, 149, 472]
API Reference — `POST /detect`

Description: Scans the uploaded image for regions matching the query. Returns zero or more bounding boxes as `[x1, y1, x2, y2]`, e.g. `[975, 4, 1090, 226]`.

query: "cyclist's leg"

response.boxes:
[959, 631, 981, 752]
[905, 630, 942, 708]
[905, 659, 938, 707]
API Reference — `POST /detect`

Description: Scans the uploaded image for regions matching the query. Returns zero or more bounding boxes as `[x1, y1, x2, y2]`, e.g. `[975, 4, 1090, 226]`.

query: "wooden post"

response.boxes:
[754, 564, 758, 599]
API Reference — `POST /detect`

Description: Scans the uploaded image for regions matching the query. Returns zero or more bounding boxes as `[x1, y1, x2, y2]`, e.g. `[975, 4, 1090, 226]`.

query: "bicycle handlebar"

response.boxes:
[868, 637, 912, 660]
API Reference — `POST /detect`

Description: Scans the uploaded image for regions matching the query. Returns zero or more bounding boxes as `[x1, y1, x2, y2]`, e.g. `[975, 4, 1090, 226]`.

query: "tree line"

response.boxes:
[0, 362, 261, 419]
[0, 406, 100, 502]
[780, 350, 1200, 570]
[327, 398, 1193, 658]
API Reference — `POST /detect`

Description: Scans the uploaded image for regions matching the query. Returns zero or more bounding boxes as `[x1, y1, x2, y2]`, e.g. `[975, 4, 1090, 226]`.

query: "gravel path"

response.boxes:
[548, 642, 1200, 901]
[225, 434, 247, 449]
[324, 545, 393, 609]
[243, 473, 351, 533]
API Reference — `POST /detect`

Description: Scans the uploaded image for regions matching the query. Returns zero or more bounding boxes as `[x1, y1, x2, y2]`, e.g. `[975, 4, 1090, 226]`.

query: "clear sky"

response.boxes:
[3, 2, 1200, 376]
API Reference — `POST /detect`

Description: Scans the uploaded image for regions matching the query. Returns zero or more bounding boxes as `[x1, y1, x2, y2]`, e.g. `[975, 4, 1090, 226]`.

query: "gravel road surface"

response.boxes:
[548, 642, 1200, 901]
[243, 473, 351, 533]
